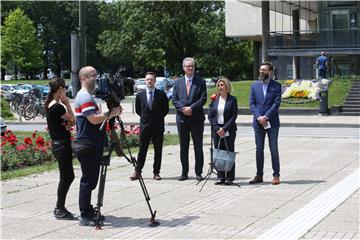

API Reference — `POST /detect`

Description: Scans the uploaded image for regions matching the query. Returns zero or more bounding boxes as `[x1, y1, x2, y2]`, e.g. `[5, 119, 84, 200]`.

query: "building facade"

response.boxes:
[226, 0, 360, 80]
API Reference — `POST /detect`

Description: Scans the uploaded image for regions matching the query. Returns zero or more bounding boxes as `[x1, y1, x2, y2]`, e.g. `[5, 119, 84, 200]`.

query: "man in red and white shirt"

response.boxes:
[74, 66, 122, 226]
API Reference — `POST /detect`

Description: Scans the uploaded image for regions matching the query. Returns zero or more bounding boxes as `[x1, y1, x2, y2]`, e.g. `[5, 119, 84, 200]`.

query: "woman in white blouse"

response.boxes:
[208, 78, 238, 185]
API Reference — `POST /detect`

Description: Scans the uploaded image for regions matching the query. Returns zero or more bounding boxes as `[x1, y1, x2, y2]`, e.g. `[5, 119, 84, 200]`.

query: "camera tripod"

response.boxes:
[197, 131, 240, 192]
[94, 115, 160, 230]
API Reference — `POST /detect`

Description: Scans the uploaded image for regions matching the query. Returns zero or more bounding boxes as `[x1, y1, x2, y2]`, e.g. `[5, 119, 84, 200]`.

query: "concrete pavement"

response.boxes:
[6, 101, 360, 128]
[1, 130, 359, 239]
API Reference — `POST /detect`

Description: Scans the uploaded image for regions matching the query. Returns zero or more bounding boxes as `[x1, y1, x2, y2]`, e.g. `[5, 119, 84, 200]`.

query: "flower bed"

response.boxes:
[1, 130, 54, 171]
[281, 79, 331, 102]
[0, 124, 143, 172]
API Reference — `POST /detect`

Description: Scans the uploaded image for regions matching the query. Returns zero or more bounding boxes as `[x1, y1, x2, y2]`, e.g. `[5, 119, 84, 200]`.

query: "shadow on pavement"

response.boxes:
[103, 215, 199, 229]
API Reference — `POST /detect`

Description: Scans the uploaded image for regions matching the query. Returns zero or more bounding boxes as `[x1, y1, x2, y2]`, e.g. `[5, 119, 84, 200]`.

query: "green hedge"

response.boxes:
[1, 96, 14, 119]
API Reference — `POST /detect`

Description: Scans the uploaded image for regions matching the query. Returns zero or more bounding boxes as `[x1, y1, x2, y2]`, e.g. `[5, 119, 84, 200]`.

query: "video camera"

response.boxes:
[95, 73, 126, 108]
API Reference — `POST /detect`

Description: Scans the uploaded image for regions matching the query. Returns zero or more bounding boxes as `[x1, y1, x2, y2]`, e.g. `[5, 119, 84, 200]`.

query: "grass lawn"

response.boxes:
[2, 79, 71, 85]
[206, 77, 353, 108]
[1, 131, 179, 181]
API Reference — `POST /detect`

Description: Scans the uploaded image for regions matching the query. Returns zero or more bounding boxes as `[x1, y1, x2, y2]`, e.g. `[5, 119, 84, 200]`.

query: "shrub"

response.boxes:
[0, 96, 14, 119]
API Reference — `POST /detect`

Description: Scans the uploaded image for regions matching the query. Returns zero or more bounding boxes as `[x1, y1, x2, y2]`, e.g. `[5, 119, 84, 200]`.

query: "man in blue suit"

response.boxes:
[249, 62, 281, 185]
[172, 57, 207, 181]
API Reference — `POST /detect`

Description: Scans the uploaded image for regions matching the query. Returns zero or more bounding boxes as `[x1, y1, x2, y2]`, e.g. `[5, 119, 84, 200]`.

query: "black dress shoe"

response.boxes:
[178, 175, 188, 181]
[214, 180, 225, 185]
[196, 174, 204, 181]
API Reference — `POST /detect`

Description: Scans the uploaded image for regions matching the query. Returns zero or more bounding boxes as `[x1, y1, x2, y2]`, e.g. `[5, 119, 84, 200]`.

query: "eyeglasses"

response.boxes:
[184, 65, 194, 68]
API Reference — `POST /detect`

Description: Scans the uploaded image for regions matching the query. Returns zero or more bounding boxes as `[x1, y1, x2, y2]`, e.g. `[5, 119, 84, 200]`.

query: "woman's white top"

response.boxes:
[217, 96, 226, 124]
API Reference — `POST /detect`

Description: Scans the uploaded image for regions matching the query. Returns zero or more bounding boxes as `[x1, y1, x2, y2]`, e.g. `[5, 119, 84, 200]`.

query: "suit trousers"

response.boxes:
[213, 132, 236, 181]
[254, 127, 280, 177]
[137, 128, 164, 174]
[177, 121, 204, 176]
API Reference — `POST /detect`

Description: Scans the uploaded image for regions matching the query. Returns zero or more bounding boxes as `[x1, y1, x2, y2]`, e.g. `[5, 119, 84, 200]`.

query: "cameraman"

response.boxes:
[74, 66, 122, 226]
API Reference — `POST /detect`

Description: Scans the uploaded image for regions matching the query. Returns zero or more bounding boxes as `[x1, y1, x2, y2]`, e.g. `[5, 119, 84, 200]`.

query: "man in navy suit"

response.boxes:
[130, 72, 169, 181]
[249, 62, 281, 185]
[172, 57, 207, 181]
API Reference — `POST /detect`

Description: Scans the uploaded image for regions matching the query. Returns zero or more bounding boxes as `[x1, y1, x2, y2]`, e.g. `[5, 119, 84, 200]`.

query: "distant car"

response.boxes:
[135, 78, 147, 93]
[166, 87, 173, 100]
[4, 75, 14, 81]
[66, 84, 73, 98]
[32, 85, 50, 96]
[0, 117, 7, 136]
[0, 85, 15, 100]
[205, 78, 215, 88]
[12, 85, 29, 94]
[155, 77, 173, 91]
[1, 84, 16, 93]
[18, 84, 33, 91]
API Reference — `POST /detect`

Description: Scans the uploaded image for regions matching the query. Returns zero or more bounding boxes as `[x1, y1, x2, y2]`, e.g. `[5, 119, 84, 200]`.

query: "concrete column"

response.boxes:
[253, 41, 260, 80]
[261, 1, 270, 62]
[71, 33, 80, 98]
[292, 9, 300, 80]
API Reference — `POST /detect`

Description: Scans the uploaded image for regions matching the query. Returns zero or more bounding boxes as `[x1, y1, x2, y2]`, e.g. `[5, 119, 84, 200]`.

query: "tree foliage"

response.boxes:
[1, 1, 253, 80]
[97, 1, 253, 79]
[1, 8, 43, 79]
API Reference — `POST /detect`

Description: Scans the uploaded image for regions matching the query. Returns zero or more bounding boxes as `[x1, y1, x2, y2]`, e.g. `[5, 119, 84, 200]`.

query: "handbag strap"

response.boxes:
[217, 137, 229, 151]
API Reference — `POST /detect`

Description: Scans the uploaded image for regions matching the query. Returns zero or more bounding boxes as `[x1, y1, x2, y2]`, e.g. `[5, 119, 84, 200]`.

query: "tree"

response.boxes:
[1, 8, 43, 79]
[97, 1, 253, 79]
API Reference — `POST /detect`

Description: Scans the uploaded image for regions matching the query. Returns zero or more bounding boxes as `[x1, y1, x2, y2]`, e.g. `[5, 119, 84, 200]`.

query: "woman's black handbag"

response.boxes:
[213, 137, 236, 172]
[71, 138, 95, 156]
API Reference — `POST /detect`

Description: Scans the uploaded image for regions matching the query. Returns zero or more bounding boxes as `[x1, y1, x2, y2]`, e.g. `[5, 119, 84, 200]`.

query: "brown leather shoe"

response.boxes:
[272, 176, 280, 185]
[249, 175, 263, 184]
[129, 172, 140, 181]
[153, 174, 161, 180]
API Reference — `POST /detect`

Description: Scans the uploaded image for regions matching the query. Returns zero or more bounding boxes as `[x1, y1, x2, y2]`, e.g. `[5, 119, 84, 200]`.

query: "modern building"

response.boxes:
[226, 0, 360, 80]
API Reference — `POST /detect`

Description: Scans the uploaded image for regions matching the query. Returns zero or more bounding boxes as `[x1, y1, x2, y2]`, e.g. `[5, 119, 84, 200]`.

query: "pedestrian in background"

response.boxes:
[316, 51, 329, 79]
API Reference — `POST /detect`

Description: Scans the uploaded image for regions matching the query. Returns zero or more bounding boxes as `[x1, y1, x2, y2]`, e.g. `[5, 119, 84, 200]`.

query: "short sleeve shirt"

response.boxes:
[74, 89, 104, 147]
[317, 56, 328, 69]
[46, 103, 71, 140]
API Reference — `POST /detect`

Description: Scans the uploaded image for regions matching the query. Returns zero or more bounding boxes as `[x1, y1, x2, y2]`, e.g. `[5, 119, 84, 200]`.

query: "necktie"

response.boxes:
[148, 91, 153, 110]
[186, 79, 191, 96]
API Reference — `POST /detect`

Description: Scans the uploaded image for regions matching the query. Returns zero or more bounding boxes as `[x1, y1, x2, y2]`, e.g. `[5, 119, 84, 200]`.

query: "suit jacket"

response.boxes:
[135, 88, 169, 132]
[208, 94, 238, 133]
[249, 79, 281, 129]
[172, 74, 207, 123]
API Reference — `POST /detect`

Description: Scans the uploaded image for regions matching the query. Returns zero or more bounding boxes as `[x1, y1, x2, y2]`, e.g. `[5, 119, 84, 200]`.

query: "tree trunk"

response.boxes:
[1, 67, 5, 81]
[43, 66, 48, 80]
[14, 65, 18, 80]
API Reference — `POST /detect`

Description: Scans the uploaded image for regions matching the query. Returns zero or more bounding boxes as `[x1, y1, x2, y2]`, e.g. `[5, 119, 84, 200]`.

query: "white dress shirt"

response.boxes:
[217, 96, 226, 124]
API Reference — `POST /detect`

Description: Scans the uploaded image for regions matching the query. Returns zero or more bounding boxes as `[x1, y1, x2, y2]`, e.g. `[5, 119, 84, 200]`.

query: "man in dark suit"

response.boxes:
[172, 57, 207, 181]
[249, 62, 281, 185]
[130, 72, 169, 181]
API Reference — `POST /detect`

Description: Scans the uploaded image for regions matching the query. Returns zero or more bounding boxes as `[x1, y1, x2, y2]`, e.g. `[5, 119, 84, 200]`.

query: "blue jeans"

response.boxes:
[254, 127, 280, 177]
[319, 68, 327, 79]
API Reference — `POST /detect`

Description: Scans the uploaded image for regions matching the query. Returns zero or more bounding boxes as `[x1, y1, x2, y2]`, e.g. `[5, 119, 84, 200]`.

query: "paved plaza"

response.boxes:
[1, 124, 359, 239]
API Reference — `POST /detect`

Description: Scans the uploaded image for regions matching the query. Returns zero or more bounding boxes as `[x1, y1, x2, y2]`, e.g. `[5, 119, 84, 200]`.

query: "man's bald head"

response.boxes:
[79, 66, 96, 80]
[79, 66, 97, 93]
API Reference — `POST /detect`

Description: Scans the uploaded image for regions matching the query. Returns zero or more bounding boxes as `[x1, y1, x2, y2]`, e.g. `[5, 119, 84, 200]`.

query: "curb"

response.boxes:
[6, 121, 360, 128]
